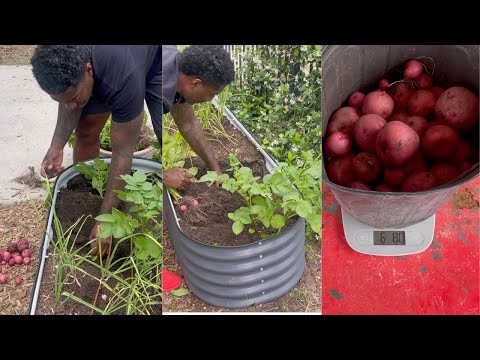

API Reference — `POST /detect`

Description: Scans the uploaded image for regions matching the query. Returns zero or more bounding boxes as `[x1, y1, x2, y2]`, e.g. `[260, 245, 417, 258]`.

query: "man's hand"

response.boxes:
[41, 145, 65, 178]
[163, 167, 194, 190]
[89, 222, 112, 257]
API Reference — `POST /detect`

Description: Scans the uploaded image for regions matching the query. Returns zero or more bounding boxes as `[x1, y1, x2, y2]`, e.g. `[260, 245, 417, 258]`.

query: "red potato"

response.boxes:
[376, 121, 420, 166]
[421, 125, 460, 161]
[352, 152, 382, 183]
[12, 252, 20, 257]
[18, 244, 28, 252]
[388, 111, 409, 123]
[384, 167, 407, 187]
[0, 274, 7, 284]
[431, 163, 459, 186]
[180, 205, 187, 212]
[348, 92, 366, 109]
[414, 73, 433, 89]
[190, 198, 199, 207]
[403, 116, 429, 137]
[2, 251, 11, 262]
[452, 140, 474, 164]
[375, 184, 397, 192]
[19, 238, 29, 247]
[21, 249, 32, 258]
[7, 242, 17, 254]
[430, 86, 446, 99]
[326, 155, 356, 186]
[379, 79, 389, 90]
[408, 90, 436, 117]
[15, 277, 23, 286]
[401, 171, 437, 192]
[435, 86, 479, 133]
[404, 59, 424, 79]
[347, 181, 372, 191]
[14, 256, 23, 265]
[362, 90, 394, 119]
[8, 258, 15, 267]
[326, 107, 360, 137]
[324, 131, 352, 158]
[459, 161, 473, 173]
[0, 261, 5, 266]
[404, 151, 428, 175]
[23, 257, 31, 265]
[387, 82, 413, 111]
[354, 114, 387, 153]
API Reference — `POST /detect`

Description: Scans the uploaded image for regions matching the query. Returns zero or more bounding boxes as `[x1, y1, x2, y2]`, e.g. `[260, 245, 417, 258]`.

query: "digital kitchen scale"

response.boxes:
[341, 208, 435, 256]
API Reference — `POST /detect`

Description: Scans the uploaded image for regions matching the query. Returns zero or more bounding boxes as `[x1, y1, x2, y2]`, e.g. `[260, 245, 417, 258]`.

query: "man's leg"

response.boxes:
[73, 112, 111, 163]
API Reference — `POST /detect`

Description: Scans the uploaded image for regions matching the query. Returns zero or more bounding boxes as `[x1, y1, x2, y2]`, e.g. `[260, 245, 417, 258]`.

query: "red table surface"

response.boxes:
[322, 177, 479, 315]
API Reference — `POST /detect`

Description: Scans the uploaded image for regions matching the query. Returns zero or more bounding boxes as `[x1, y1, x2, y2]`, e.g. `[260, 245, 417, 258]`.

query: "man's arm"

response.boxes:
[171, 102, 222, 174]
[51, 103, 82, 149]
[98, 111, 144, 215]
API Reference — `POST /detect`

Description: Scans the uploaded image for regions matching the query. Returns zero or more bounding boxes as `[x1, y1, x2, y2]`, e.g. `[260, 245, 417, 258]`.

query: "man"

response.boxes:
[31, 45, 162, 257]
[160, 45, 235, 189]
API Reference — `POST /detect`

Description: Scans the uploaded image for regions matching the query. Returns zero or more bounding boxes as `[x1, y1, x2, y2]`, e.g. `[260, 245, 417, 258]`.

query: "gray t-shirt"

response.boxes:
[162, 45, 180, 116]
[85, 45, 160, 123]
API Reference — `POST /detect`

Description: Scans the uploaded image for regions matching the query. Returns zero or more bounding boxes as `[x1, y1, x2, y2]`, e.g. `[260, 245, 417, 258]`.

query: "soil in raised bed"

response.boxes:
[35, 174, 161, 315]
[173, 118, 297, 246]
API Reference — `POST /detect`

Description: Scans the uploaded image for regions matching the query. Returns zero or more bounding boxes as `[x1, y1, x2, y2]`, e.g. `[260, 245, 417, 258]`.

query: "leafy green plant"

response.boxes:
[227, 45, 321, 161]
[199, 153, 320, 236]
[95, 170, 163, 260]
[75, 158, 109, 198]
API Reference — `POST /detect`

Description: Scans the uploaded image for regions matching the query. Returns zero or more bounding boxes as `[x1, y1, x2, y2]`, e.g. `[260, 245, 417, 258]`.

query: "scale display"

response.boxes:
[373, 231, 406, 245]
[341, 209, 435, 256]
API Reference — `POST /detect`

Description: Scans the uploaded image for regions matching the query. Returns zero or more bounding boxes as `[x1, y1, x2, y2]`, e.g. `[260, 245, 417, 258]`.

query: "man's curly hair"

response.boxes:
[178, 46, 235, 88]
[31, 45, 90, 94]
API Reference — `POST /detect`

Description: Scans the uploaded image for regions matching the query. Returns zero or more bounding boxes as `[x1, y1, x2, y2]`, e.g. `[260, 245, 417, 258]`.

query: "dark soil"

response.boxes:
[173, 118, 296, 246]
[35, 174, 161, 315]
[13, 166, 43, 188]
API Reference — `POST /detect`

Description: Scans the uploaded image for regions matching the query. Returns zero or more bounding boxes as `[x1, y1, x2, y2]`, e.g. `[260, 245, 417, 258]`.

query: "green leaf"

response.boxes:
[142, 182, 153, 191]
[248, 228, 255, 234]
[271, 214, 285, 229]
[296, 200, 313, 218]
[98, 223, 113, 238]
[170, 288, 189, 297]
[95, 214, 116, 223]
[199, 171, 219, 184]
[186, 167, 198, 176]
[232, 220, 244, 235]
[306, 213, 321, 234]
[113, 226, 125, 239]
[133, 171, 147, 183]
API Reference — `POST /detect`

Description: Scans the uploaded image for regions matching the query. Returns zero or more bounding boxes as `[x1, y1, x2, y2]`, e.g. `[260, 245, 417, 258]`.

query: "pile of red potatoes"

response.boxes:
[324, 59, 479, 192]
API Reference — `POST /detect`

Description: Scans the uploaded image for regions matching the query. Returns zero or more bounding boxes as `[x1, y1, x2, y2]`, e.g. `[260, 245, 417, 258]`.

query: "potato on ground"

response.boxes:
[434, 86, 479, 133]
[326, 155, 356, 186]
[354, 114, 387, 153]
[327, 106, 360, 137]
[362, 90, 394, 119]
[376, 121, 420, 166]
[421, 125, 460, 161]
[352, 152, 381, 183]
[401, 171, 437, 192]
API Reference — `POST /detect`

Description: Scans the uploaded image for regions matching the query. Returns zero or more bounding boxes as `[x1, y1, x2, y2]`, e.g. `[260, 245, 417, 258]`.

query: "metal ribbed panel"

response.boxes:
[322, 45, 479, 228]
[164, 190, 305, 308]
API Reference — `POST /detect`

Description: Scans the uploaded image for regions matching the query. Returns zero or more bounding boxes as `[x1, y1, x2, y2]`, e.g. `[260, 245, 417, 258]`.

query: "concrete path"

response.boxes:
[0, 65, 73, 203]
[0, 65, 152, 204]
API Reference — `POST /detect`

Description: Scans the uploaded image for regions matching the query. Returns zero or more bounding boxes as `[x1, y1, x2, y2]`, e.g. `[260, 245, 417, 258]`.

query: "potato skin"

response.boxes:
[421, 125, 460, 161]
[401, 171, 437, 192]
[375, 121, 420, 166]
[434, 86, 479, 133]
[327, 107, 360, 137]
[354, 114, 387, 153]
